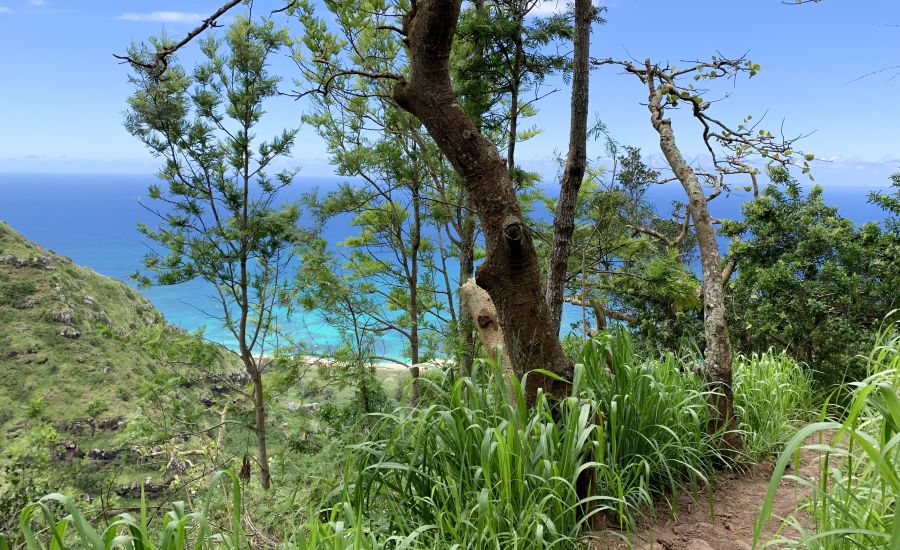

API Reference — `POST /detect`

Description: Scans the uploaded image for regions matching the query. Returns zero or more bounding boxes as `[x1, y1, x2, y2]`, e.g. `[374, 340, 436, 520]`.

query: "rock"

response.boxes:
[14, 297, 37, 309]
[5, 421, 30, 438]
[96, 417, 124, 431]
[0, 254, 54, 270]
[59, 326, 81, 339]
[685, 540, 716, 550]
[87, 448, 120, 461]
[52, 308, 74, 323]
[285, 401, 300, 413]
[116, 481, 169, 499]
[55, 440, 85, 460]
[82, 294, 96, 305]
[90, 310, 111, 324]
[4, 345, 38, 358]
[55, 417, 95, 435]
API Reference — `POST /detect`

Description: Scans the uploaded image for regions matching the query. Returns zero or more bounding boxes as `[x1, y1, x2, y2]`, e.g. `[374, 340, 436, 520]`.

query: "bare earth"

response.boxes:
[588, 435, 827, 550]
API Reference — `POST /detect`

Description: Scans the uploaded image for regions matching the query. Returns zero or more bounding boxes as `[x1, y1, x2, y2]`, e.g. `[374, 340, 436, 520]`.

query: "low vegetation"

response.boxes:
[757, 324, 900, 549]
[3, 331, 817, 548]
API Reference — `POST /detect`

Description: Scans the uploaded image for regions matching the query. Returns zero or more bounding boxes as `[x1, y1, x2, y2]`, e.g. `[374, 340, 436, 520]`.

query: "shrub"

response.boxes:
[0, 281, 36, 306]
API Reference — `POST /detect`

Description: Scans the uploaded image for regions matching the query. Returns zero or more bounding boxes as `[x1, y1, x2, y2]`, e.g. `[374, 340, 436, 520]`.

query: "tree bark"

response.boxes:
[409, 185, 422, 405]
[394, 0, 573, 405]
[458, 196, 477, 376]
[645, 70, 742, 453]
[460, 278, 515, 398]
[249, 368, 271, 490]
[545, 0, 592, 335]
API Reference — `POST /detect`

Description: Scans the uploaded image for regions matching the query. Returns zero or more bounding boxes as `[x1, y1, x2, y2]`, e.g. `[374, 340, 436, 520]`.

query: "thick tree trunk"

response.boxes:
[646, 75, 742, 453]
[394, 0, 572, 405]
[545, 0, 592, 335]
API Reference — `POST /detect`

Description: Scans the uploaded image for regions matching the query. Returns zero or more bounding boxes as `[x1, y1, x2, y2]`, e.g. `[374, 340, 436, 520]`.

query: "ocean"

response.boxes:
[0, 172, 889, 358]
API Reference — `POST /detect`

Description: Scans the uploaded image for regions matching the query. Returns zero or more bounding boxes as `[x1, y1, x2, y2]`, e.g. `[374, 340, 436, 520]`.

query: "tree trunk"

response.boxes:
[458, 199, 477, 376]
[394, 0, 572, 405]
[545, 0, 592, 336]
[460, 278, 515, 398]
[249, 368, 271, 490]
[409, 186, 422, 405]
[645, 72, 742, 453]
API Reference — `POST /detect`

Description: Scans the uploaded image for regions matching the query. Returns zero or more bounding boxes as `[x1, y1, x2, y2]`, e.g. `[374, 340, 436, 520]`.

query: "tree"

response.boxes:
[723, 167, 900, 385]
[125, 17, 303, 490]
[287, 0, 597, 404]
[388, 0, 599, 404]
[596, 56, 810, 450]
[560, 141, 703, 349]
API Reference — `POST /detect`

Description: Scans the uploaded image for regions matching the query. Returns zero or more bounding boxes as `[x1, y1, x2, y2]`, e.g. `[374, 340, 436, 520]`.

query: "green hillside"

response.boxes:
[0, 220, 165, 434]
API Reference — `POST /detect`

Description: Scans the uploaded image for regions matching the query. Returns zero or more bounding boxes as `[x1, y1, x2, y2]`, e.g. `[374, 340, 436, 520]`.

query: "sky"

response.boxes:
[0, 0, 897, 187]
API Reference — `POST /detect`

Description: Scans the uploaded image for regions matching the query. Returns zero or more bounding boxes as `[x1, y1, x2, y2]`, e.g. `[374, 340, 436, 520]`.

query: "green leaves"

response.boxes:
[724, 168, 900, 385]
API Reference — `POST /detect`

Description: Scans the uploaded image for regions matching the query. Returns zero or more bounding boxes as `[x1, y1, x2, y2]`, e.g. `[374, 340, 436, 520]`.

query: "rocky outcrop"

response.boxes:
[52, 307, 74, 323]
[0, 254, 54, 270]
[87, 448, 120, 461]
[59, 326, 81, 339]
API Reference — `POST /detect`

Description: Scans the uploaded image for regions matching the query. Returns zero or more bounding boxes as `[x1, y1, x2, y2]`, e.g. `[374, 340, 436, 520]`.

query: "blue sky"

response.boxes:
[0, 0, 897, 187]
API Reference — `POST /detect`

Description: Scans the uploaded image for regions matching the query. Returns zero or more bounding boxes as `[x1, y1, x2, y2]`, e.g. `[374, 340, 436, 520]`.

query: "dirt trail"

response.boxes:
[589, 435, 827, 550]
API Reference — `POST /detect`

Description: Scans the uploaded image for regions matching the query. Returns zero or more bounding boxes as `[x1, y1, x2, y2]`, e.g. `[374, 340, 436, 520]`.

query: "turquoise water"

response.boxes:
[0, 172, 889, 358]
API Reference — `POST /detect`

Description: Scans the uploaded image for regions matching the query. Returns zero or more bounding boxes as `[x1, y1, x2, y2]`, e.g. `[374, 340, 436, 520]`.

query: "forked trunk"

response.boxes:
[394, 0, 573, 405]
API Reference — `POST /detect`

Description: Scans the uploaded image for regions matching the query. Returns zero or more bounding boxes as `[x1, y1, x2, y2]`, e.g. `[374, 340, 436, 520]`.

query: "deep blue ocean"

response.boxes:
[0, 172, 888, 358]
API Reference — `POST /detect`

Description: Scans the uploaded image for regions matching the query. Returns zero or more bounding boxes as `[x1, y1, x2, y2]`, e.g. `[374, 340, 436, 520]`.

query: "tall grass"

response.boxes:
[1, 471, 245, 549]
[733, 350, 815, 461]
[754, 325, 900, 549]
[3, 332, 813, 549]
[577, 331, 721, 525]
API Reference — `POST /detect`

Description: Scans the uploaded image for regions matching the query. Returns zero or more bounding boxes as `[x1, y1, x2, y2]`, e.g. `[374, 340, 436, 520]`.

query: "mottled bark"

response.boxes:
[646, 70, 742, 453]
[460, 278, 515, 397]
[394, 0, 572, 405]
[545, 0, 592, 335]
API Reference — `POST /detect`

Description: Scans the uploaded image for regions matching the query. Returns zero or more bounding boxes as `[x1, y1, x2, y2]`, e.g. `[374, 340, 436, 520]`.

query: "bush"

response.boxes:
[0, 281, 36, 306]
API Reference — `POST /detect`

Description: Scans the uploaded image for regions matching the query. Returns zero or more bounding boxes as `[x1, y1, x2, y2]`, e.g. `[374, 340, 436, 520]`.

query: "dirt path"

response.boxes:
[588, 435, 827, 550]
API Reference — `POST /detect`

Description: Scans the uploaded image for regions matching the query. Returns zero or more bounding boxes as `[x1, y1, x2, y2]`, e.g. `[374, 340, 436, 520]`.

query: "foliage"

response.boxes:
[756, 323, 900, 549]
[869, 172, 900, 234]
[4, 335, 813, 548]
[125, 16, 312, 489]
[733, 350, 814, 460]
[557, 140, 702, 349]
[0, 425, 62, 539]
[0, 280, 36, 306]
[723, 166, 900, 386]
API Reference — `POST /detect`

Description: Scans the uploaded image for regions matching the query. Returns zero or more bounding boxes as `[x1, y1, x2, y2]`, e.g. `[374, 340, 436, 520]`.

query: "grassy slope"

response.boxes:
[0, 220, 164, 433]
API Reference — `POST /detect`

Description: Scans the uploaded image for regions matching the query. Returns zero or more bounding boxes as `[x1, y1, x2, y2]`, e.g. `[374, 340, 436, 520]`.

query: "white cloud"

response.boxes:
[529, 0, 566, 16]
[0, 6, 12, 14]
[117, 11, 204, 24]
[28, 0, 46, 6]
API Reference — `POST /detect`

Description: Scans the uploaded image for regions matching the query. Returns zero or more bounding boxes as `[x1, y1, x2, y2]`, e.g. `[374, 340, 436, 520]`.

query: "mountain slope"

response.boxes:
[0, 220, 164, 433]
